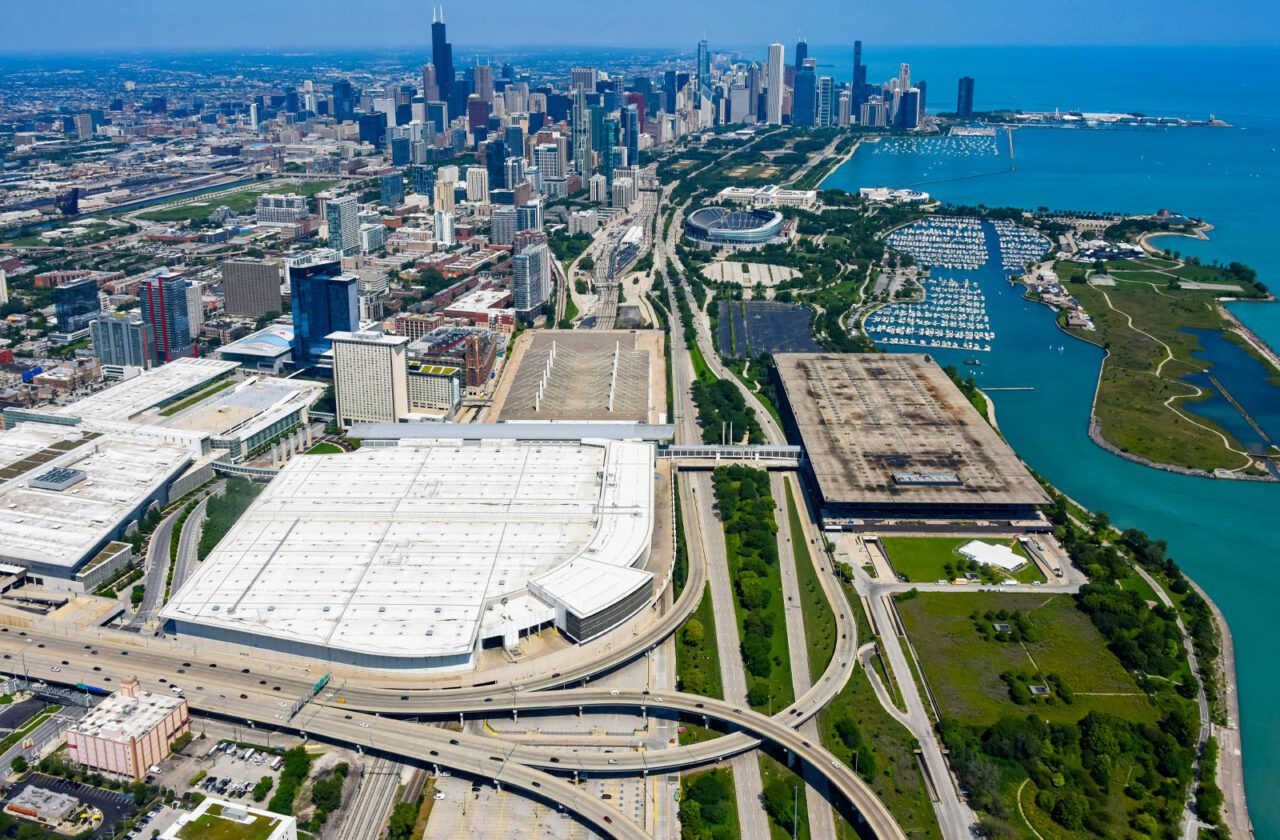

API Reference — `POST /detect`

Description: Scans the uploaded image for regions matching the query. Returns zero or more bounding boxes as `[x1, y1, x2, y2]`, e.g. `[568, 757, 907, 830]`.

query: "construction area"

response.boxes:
[774, 352, 1050, 525]
[493, 330, 666, 424]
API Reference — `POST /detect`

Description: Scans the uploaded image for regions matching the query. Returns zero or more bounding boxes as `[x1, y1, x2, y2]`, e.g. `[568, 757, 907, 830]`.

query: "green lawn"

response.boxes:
[759, 753, 810, 840]
[157, 379, 235, 416]
[896, 592, 1157, 727]
[675, 584, 724, 702]
[1056, 260, 1272, 471]
[303, 442, 344, 455]
[679, 768, 740, 839]
[786, 481, 835, 683]
[880, 536, 1043, 584]
[178, 803, 284, 840]
[136, 181, 333, 224]
[819, 660, 940, 840]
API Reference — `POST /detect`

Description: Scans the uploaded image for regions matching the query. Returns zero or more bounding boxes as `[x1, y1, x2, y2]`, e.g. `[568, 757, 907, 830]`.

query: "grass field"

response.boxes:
[136, 180, 333, 223]
[897, 592, 1157, 727]
[880, 536, 1044, 585]
[759, 753, 809, 840]
[1054, 259, 1272, 471]
[675, 584, 724, 702]
[303, 442, 344, 455]
[157, 379, 235, 416]
[786, 481, 835, 683]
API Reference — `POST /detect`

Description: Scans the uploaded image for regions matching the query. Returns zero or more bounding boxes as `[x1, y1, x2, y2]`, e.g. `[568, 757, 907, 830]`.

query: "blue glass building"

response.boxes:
[288, 256, 358, 366]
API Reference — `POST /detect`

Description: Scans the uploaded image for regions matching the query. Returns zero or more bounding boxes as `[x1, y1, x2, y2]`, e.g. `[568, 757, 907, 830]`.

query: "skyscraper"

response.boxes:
[465, 167, 490, 203]
[139, 272, 193, 364]
[766, 43, 785, 125]
[411, 165, 436, 201]
[326, 195, 359, 256]
[817, 76, 835, 127]
[623, 104, 640, 168]
[90, 313, 150, 369]
[221, 260, 282, 317]
[853, 40, 866, 97]
[957, 76, 975, 119]
[572, 86, 593, 178]
[332, 79, 356, 123]
[512, 243, 551, 314]
[288, 252, 358, 366]
[431, 6, 456, 117]
[696, 39, 711, 103]
[53, 277, 101, 333]
[330, 331, 409, 427]
[793, 59, 817, 127]
[473, 64, 494, 103]
[381, 173, 405, 208]
[421, 63, 438, 102]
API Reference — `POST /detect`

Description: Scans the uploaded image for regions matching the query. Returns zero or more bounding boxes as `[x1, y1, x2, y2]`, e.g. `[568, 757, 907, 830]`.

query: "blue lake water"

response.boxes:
[821, 45, 1280, 838]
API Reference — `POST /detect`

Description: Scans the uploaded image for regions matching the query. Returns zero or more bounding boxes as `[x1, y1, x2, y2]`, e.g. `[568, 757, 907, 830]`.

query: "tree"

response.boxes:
[682, 619, 705, 647]
[761, 779, 796, 834]
[386, 801, 418, 840]
[10, 756, 27, 774]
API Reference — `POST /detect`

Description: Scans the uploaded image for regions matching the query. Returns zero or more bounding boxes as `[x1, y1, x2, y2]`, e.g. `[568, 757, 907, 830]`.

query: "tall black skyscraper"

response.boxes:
[957, 77, 975, 119]
[795, 39, 809, 67]
[332, 79, 356, 123]
[853, 41, 867, 105]
[432, 6, 455, 118]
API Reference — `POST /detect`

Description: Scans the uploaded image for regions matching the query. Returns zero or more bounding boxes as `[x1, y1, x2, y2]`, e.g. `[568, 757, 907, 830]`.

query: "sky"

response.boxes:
[2, 0, 1278, 51]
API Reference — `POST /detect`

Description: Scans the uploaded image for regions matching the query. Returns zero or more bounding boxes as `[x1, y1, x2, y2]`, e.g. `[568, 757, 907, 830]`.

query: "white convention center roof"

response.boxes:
[161, 437, 655, 661]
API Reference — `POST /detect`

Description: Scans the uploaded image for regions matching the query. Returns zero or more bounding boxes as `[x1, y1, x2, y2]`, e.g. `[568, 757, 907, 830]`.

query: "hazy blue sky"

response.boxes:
[4, 0, 1278, 51]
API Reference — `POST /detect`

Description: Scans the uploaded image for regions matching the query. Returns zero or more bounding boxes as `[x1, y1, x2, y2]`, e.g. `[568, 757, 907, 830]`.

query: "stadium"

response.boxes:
[684, 206, 785, 246]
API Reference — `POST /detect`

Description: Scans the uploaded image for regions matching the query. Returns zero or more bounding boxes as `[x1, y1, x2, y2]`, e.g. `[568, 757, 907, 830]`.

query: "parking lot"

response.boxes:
[8, 773, 135, 837]
[0, 698, 46, 731]
[717, 300, 821, 358]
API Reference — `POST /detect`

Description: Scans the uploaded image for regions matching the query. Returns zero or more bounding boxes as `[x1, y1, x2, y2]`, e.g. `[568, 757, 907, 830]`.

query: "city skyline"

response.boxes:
[3, 0, 1278, 52]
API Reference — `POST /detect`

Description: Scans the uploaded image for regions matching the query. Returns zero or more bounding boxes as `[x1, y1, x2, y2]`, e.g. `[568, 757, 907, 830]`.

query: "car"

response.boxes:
[159, 678, 167, 684]
[176, 668, 185, 674]
[272, 686, 281, 691]
[602, 794, 613, 800]
[549, 756, 560, 763]
[60, 660, 68, 665]
[400, 695, 408, 701]
[433, 792, 446, 801]
[119, 650, 127, 655]
[93, 666, 101, 672]
[241, 668, 250, 673]
[604, 816, 613, 825]
[50, 666, 60, 672]
[344, 714, 352, 720]
[607, 759, 618, 765]
[609, 689, 620, 696]
[449, 739, 459, 745]
[239, 693, 248, 700]
[90, 650, 98, 655]
[483, 697, 493, 703]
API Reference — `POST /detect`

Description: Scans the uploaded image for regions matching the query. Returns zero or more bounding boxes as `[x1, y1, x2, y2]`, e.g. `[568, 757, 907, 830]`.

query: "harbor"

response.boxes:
[865, 217, 1047, 352]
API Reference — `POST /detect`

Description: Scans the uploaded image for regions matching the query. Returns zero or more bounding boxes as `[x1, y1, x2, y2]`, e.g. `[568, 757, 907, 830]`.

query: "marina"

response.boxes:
[867, 217, 1048, 353]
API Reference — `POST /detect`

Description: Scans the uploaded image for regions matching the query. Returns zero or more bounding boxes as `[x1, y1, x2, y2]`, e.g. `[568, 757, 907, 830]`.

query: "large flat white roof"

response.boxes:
[54, 357, 240, 424]
[157, 376, 322, 441]
[162, 437, 654, 662]
[0, 427, 194, 570]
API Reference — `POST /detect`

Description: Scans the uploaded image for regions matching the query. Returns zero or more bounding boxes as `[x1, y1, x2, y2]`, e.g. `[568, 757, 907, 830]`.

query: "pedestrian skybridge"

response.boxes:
[658, 444, 803, 468]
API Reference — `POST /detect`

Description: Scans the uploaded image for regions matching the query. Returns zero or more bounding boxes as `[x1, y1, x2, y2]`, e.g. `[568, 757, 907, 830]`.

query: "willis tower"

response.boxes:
[431, 6, 458, 119]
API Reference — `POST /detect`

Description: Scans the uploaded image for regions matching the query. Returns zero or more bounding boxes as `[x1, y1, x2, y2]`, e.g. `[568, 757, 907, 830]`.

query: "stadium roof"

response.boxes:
[217, 324, 294, 359]
[161, 438, 655, 664]
[775, 353, 1050, 510]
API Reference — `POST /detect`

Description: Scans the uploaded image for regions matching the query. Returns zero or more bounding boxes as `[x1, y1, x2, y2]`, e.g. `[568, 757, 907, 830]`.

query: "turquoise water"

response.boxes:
[1181, 329, 1280, 456]
[821, 45, 1280, 838]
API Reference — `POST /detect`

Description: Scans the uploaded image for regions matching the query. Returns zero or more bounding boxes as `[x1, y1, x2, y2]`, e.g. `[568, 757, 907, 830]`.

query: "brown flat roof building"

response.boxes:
[774, 353, 1049, 523]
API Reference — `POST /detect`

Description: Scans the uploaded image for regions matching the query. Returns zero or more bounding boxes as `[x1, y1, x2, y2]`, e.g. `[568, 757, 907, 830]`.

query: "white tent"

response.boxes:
[959, 540, 1025, 571]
